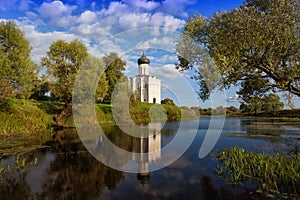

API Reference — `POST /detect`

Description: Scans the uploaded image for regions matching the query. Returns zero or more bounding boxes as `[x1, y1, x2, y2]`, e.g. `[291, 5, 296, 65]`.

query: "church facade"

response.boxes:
[129, 52, 161, 104]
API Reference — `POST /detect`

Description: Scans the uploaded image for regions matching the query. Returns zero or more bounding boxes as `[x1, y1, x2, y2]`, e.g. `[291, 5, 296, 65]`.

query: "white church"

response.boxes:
[129, 51, 161, 104]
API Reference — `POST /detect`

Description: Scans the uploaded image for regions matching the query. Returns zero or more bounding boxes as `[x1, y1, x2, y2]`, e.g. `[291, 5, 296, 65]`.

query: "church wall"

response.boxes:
[140, 76, 149, 102]
[139, 64, 150, 75]
[148, 76, 161, 104]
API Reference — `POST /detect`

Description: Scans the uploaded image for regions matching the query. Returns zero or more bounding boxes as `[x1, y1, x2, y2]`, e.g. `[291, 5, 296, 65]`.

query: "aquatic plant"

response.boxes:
[216, 146, 300, 199]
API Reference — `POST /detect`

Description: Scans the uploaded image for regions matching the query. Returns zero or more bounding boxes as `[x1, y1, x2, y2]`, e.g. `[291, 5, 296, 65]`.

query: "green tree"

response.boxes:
[176, 0, 300, 100]
[42, 39, 88, 103]
[263, 93, 284, 112]
[237, 77, 269, 103]
[102, 53, 126, 103]
[247, 96, 263, 114]
[42, 39, 88, 124]
[190, 106, 202, 115]
[0, 21, 37, 100]
[227, 106, 239, 113]
[111, 76, 131, 123]
[129, 90, 140, 107]
[161, 98, 175, 105]
[240, 96, 264, 114]
[73, 55, 108, 103]
[30, 74, 50, 101]
[96, 72, 109, 103]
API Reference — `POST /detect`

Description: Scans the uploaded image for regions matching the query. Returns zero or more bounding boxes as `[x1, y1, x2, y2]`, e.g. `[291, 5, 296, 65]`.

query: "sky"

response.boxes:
[1, 0, 299, 108]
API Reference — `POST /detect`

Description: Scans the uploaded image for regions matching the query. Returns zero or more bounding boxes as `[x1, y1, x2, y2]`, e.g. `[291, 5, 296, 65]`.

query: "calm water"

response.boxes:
[0, 117, 299, 200]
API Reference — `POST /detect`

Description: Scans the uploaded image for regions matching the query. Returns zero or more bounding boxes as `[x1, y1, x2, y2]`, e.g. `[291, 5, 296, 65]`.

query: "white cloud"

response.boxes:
[136, 36, 177, 51]
[150, 64, 181, 80]
[99, 2, 128, 16]
[163, 15, 185, 33]
[156, 54, 178, 63]
[72, 22, 110, 37]
[119, 13, 151, 29]
[77, 10, 97, 24]
[1, 0, 187, 74]
[18, 0, 35, 11]
[17, 22, 82, 63]
[38, 1, 77, 26]
[122, 0, 159, 11]
[39, 1, 75, 18]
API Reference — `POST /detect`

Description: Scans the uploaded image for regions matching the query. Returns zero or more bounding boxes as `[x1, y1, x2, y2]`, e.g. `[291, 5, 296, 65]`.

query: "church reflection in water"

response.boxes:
[131, 122, 162, 191]
[85, 122, 163, 193]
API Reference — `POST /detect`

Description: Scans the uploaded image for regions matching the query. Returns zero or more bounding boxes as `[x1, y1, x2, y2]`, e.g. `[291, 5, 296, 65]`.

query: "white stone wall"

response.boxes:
[148, 76, 161, 104]
[139, 64, 150, 75]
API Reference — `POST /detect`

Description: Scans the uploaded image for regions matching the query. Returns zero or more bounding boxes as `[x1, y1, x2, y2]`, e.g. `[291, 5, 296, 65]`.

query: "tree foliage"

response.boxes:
[177, 0, 300, 100]
[30, 74, 50, 101]
[102, 53, 126, 103]
[0, 21, 37, 100]
[263, 93, 284, 112]
[42, 39, 88, 103]
[73, 55, 108, 103]
[161, 98, 175, 105]
[237, 77, 269, 102]
[240, 93, 283, 114]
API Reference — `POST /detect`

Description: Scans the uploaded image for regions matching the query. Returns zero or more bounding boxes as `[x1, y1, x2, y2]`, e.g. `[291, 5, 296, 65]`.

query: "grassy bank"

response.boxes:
[0, 99, 55, 137]
[216, 146, 300, 199]
[0, 99, 198, 136]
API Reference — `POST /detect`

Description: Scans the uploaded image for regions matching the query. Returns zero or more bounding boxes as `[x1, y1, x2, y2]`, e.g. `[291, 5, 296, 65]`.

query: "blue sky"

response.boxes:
[1, 0, 299, 108]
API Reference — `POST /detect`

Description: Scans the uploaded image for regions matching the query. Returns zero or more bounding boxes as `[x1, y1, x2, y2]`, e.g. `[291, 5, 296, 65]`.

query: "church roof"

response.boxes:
[137, 51, 150, 65]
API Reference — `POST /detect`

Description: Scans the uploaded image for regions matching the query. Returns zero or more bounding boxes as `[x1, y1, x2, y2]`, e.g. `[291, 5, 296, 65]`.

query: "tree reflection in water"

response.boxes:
[1, 118, 298, 199]
[0, 123, 164, 199]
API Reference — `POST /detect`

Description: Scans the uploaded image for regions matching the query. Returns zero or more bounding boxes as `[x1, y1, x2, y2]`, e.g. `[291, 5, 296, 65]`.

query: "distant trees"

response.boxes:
[263, 94, 284, 113]
[0, 21, 37, 101]
[176, 0, 300, 100]
[240, 93, 284, 114]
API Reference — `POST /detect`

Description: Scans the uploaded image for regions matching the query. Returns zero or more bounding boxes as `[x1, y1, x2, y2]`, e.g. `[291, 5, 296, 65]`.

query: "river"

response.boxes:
[0, 117, 299, 200]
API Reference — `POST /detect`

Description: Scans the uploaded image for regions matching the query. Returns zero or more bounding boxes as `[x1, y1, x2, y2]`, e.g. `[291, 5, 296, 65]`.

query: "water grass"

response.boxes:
[216, 146, 300, 199]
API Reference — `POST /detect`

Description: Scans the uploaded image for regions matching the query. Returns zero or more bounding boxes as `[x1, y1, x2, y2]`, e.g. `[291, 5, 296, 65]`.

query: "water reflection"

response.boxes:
[0, 118, 299, 199]
[95, 122, 163, 192]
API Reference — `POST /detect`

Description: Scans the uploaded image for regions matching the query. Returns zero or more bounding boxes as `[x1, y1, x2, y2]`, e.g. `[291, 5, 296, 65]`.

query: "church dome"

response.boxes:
[137, 52, 150, 65]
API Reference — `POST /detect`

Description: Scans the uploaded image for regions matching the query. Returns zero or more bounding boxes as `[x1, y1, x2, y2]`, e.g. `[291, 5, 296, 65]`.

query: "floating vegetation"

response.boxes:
[216, 146, 300, 199]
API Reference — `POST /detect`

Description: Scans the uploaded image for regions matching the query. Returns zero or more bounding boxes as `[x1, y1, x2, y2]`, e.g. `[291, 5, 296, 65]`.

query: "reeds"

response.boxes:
[216, 146, 300, 199]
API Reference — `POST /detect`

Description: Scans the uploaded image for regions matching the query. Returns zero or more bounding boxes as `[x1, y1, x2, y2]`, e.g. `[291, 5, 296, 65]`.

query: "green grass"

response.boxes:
[0, 99, 197, 136]
[216, 146, 300, 199]
[96, 102, 197, 124]
[0, 99, 54, 136]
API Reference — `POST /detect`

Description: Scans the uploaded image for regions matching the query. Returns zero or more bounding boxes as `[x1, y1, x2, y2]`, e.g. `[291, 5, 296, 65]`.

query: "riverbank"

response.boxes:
[1, 99, 300, 137]
[0, 99, 198, 136]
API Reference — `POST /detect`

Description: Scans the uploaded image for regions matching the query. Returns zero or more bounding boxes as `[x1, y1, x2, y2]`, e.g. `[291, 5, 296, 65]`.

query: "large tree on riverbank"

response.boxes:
[176, 0, 300, 100]
[42, 39, 88, 104]
[42, 39, 88, 123]
[0, 21, 37, 100]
